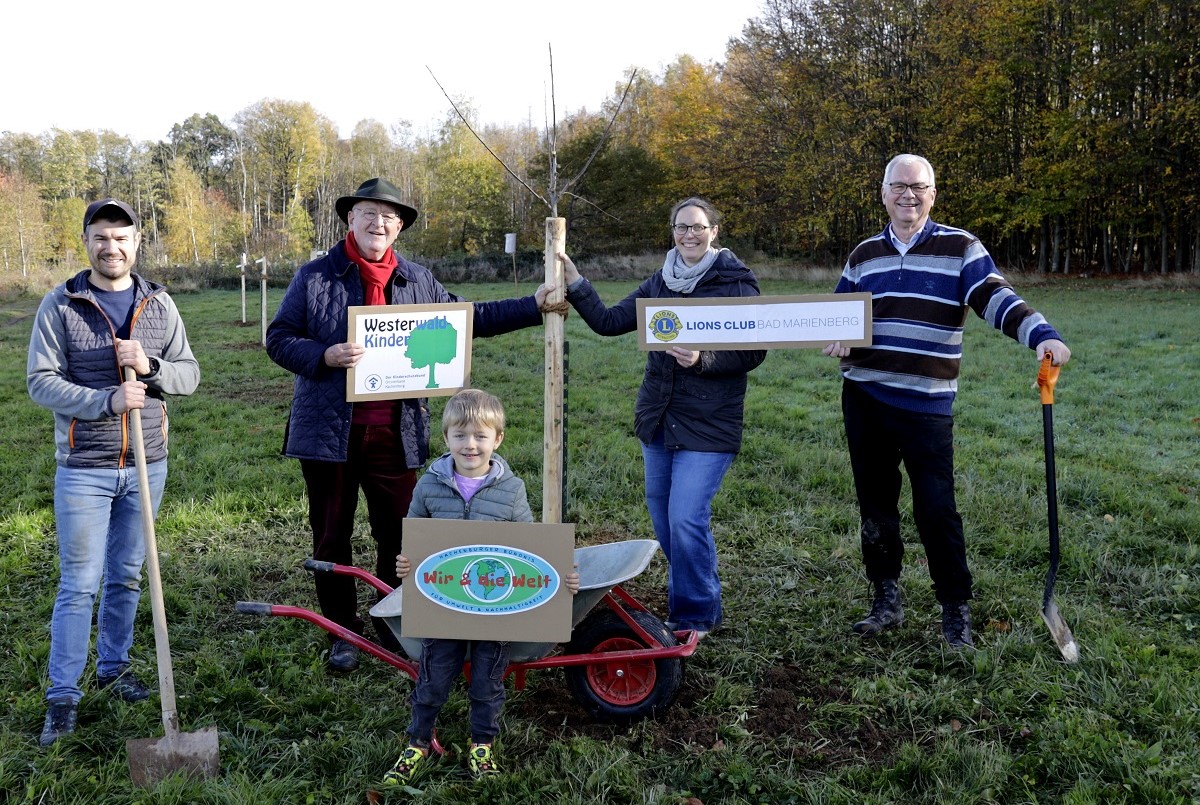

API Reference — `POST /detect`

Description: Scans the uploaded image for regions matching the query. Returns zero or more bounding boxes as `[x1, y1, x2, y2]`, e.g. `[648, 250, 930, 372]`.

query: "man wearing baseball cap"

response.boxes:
[27, 198, 200, 745]
[266, 178, 551, 672]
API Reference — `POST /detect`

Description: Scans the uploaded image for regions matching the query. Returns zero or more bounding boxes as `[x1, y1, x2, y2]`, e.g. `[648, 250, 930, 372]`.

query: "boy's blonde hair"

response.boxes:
[442, 388, 506, 434]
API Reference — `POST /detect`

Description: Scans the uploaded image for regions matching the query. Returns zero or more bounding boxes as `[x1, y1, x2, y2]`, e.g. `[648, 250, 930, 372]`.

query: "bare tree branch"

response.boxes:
[426, 65, 551, 211]
[560, 70, 638, 197]
[427, 47, 632, 222]
[561, 191, 623, 223]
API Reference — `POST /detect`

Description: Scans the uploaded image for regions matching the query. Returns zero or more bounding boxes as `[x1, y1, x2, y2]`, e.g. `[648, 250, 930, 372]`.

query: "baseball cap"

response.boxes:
[83, 198, 139, 231]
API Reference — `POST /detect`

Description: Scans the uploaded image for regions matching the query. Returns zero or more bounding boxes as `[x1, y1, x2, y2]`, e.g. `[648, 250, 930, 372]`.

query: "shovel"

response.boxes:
[122, 367, 220, 786]
[1036, 355, 1080, 663]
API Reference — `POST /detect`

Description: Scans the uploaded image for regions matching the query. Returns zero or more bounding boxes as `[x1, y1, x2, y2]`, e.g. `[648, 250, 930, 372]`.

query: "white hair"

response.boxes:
[882, 154, 936, 187]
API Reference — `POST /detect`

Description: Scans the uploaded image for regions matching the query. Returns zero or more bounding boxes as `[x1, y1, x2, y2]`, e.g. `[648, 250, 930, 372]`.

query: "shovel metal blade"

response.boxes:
[1041, 599, 1080, 664]
[127, 726, 220, 787]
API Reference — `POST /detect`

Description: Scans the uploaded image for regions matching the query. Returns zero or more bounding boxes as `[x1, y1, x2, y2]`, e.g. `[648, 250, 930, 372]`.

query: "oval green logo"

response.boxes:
[414, 544, 559, 615]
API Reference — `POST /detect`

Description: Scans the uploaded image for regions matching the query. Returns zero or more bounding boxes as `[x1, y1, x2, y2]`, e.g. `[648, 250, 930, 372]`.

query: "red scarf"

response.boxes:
[345, 231, 397, 306]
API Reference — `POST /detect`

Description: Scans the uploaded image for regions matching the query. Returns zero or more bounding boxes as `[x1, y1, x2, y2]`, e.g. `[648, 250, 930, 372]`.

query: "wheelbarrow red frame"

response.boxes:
[235, 557, 699, 723]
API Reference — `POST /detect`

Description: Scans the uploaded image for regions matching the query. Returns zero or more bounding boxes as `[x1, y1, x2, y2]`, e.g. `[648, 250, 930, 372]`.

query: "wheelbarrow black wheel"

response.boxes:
[563, 608, 683, 724]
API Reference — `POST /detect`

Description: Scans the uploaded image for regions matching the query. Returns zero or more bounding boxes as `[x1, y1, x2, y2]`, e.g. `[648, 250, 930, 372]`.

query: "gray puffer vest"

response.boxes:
[62, 271, 171, 467]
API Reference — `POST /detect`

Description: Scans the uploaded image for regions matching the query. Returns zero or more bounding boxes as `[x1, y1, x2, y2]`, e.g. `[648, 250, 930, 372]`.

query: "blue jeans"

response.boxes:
[47, 460, 167, 703]
[408, 638, 509, 745]
[641, 433, 735, 632]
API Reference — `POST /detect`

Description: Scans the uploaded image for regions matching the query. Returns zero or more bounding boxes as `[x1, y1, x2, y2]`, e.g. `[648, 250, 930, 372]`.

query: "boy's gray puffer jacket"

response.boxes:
[407, 453, 533, 523]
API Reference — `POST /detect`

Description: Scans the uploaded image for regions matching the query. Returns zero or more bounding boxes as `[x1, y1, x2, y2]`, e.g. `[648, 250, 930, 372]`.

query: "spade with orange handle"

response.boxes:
[1037, 354, 1080, 663]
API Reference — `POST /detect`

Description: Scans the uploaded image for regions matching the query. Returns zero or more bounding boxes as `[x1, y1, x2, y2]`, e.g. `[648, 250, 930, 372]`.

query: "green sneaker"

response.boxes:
[381, 745, 428, 786]
[467, 742, 499, 777]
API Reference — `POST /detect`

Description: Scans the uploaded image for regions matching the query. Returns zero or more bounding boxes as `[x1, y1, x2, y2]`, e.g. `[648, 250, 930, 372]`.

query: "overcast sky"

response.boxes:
[6, 0, 765, 143]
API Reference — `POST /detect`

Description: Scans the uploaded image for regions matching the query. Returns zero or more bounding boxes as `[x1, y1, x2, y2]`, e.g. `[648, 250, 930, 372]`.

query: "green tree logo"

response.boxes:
[405, 316, 458, 388]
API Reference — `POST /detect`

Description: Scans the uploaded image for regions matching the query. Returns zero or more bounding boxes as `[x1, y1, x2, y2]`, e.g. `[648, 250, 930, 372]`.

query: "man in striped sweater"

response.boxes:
[823, 154, 1071, 648]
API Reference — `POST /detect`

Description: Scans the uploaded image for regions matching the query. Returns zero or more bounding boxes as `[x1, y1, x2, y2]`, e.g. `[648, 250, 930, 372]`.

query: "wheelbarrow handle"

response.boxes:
[235, 601, 275, 616]
[1037, 353, 1060, 405]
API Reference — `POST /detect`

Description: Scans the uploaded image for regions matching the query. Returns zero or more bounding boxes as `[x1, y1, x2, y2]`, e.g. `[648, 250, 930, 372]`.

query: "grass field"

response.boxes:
[1, 274, 1198, 804]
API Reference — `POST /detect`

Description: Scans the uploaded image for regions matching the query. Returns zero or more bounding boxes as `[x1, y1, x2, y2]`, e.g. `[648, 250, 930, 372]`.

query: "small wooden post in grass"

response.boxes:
[237, 253, 248, 324]
[257, 257, 268, 346]
[543, 218, 566, 524]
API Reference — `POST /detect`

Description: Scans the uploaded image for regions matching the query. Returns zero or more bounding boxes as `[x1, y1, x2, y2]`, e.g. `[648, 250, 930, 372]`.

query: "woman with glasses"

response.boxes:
[557, 197, 766, 641]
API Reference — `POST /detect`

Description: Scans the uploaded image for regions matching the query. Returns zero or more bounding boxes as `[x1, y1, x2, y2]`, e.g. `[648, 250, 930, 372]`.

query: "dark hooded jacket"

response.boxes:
[565, 249, 766, 453]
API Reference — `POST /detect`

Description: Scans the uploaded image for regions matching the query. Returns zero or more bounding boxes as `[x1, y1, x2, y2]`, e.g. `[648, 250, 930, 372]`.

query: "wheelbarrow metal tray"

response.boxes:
[370, 539, 661, 662]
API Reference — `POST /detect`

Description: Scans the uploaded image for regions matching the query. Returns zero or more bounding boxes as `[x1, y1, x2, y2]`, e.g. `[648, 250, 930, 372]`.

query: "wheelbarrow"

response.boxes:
[235, 539, 698, 724]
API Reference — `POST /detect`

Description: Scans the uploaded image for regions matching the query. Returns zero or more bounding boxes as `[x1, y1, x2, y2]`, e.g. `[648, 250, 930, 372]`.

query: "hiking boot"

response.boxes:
[852, 579, 904, 636]
[327, 639, 360, 672]
[381, 744, 428, 786]
[39, 698, 78, 746]
[98, 668, 151, 702]
[467, 742, 500, 777]
[942, 601, 974, 648]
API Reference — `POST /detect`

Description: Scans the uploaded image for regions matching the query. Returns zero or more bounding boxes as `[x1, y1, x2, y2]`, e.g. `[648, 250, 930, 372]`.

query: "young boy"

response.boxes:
[383, 388, 579, 785]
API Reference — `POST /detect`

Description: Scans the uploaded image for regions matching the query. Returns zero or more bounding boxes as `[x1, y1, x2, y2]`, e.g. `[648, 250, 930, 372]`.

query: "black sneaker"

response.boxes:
[328, 639, 360, 672]
[39, 698, 78, 746]
[941, 601, 974, 648]
[98, 669, 152, 702]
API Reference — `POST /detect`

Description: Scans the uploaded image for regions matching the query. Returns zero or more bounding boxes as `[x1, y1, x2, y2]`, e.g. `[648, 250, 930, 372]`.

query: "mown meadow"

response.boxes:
[1, 273, 1197, 804]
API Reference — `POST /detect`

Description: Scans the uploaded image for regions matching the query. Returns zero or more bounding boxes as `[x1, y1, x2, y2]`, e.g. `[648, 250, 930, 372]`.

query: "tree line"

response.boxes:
[2, 0, 1196, 278]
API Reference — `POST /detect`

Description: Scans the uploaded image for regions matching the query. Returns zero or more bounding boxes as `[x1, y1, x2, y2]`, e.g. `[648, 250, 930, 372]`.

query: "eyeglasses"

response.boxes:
[671, 224, 712, 235]
[354, 208, 402, 224]
[886, 182, 933, 196]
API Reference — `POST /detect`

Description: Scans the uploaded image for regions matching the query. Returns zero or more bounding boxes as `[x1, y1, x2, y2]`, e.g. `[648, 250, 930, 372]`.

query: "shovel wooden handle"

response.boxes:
[124, 366, 181, 737]
[1037, 354, 1060, 405]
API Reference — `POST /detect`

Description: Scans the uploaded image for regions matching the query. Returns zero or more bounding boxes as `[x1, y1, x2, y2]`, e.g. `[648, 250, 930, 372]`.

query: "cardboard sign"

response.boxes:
[399, 519, 575, 642]
[635, 293, 872, 350]
[346, 303, 474, 401]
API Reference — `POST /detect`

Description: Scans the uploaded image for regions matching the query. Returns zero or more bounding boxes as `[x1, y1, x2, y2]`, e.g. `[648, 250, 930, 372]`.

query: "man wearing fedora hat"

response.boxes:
[267, 178, 551, 672]
[28, 198, 200, 744]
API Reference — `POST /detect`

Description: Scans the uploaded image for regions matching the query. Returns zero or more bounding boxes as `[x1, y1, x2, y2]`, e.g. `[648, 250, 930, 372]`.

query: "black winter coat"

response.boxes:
[566, 250, 766, 453]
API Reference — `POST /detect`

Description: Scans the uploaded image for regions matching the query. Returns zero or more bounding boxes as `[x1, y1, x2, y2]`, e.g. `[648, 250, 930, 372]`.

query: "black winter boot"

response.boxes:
[852, 579, 904, 636]
[941, 601, 974, 648]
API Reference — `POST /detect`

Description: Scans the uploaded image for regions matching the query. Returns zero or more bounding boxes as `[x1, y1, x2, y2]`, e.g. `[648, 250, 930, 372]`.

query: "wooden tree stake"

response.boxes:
[543, 217, 566, 523]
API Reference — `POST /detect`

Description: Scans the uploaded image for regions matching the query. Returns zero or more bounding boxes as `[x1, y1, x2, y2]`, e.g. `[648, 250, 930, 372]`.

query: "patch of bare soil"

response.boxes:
[510, 661, 901, 770]
[203, 376, 294, 405]
[744, 663, 897, 767]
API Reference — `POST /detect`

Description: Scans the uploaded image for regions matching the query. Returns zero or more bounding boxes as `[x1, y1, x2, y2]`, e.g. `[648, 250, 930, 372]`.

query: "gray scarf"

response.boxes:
[661, 247, 721, 294]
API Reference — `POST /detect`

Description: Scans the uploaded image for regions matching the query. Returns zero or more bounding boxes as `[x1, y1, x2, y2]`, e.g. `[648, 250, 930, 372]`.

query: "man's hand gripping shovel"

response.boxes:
[1037, 355, 1080, 663]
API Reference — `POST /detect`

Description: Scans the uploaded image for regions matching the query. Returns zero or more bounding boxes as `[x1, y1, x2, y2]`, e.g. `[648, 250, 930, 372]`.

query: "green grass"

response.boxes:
[1, 275, 1198, 804]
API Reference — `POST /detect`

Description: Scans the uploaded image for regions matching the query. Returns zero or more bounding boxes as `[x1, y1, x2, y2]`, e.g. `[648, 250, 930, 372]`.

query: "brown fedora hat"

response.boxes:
[335, 178, 419, 229]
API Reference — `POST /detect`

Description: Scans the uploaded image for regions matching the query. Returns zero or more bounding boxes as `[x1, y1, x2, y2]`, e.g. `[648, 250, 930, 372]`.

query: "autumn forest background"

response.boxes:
[2, 0, 1198, 281]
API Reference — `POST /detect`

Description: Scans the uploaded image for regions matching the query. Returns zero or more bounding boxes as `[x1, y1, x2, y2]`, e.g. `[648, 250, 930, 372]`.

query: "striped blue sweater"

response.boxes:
[835, 219, 1062, 416]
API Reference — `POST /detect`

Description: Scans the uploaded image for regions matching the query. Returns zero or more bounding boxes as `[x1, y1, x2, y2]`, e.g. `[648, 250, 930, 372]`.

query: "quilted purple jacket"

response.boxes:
[265, 241, 542, 466]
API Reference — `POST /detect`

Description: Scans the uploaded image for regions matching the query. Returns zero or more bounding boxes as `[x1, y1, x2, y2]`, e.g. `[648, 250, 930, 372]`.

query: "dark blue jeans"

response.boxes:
[841, 381, 972, 604]
[407, 638, 509, 745]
